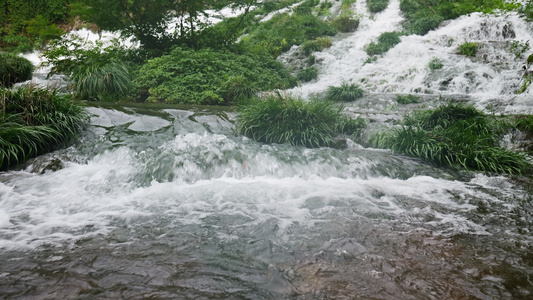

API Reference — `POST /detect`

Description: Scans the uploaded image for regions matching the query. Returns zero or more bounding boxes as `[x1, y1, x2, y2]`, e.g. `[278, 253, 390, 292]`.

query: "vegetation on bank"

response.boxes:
[370, 103, 532, 174]
[0, 52, 35, 87]
[1, 86, 87, 170]
[237, 94, 365, 148]
[136, 47, 295, 104]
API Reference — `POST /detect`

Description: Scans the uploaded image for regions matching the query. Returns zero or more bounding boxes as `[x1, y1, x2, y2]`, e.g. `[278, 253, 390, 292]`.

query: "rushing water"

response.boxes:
[0, 103, 532, 299]
[3, 1, 533, 299]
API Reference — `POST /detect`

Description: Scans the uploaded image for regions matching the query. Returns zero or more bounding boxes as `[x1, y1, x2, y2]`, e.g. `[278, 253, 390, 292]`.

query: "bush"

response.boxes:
[0, 52, 35, 87]
[301, 37, 332, 55]
[236, 95, 346, 147]
[367, 0, 390, 13]
[365, 32, 402, 56]
[396, 94, 420, 104]
[326, 83, 365, 102]
[136, 47, 296, 104]
[1, 86, 87, 170]
[370, 103, 532, 174]
[458, 41, 479, 56]
[427, 57, 444, 70]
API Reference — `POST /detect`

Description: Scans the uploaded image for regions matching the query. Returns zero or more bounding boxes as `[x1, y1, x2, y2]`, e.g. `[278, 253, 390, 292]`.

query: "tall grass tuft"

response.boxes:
[370, 103, 532, 174]
[0, 52, 35, 87]
[70, 62, 132, 100]
[1, 86, 87, 170]
[326, 83, 365, 102]
[237, 95, 345, 147]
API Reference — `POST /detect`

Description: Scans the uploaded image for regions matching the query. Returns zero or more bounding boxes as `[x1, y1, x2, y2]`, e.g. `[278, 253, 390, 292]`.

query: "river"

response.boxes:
[2, 0, 533, 298]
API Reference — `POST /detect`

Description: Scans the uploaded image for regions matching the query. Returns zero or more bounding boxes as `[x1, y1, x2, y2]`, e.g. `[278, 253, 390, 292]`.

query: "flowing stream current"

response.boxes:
[0, 103, 532, 299]
[3, 0, 533, 298]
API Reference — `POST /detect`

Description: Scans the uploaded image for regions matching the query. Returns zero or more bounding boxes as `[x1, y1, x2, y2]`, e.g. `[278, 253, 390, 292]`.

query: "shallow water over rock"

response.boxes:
[0, 104, 531, 299]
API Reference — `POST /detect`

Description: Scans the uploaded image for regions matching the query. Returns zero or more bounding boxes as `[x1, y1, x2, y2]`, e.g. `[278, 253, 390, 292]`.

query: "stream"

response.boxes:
[0, 103, 532, 299]
[2, 0, 533, 298]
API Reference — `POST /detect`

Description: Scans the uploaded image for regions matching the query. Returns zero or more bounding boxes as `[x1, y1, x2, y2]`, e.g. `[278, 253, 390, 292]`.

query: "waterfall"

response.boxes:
[288, 0, 533, 113]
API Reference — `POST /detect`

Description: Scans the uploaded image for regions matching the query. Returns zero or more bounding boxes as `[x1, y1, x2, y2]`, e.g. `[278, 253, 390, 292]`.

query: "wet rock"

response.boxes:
[23, 155, 65, 174]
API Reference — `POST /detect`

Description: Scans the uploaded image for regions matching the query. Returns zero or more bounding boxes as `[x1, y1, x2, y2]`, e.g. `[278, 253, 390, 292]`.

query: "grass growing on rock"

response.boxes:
[1, 86, 87, 170]
[369, 102, 532, 174]
[365, 32, 402, 56]
[326, 83, 365, 102]
[367, 0, 390, 13]
[458, 41, 479, 56]
[237, 95, 359, 148]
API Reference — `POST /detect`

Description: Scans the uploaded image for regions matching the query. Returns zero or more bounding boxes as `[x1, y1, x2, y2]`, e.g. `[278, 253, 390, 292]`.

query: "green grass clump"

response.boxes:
[458, 41, 479, 57]
[1, 86, 87, 170]
[136, 47, 295, 104]
[297, 67, 318, 82]
[427, 57, 444, 70]
[367, 0, 390, 13]
[326, 83, 365, 102]
[237, 95, 347, 147]
[396, 94, 420, 104]
[365, 32, 402, 56]
[301, 37, 332, 55]
[370, 102, 531, 174]
[332, 14, 360, 33]
[337, 116, 366, 136]
[0, 52, 35, 87]
[70, 62, 132, 101]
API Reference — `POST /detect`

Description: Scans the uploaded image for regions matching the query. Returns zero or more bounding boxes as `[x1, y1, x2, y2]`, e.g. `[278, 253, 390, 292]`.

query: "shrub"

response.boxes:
[458, 41, 479, 56]
[236, 95, 346, 147]
[365, 31, 402, 56]
[297, 67, 318, 82]
[1, 86, 87, 170]
[326, 83, 365, 102]
[370, 103, 531, 174]
[136, 47, 295, 104]
[301, 37, 332, 55]
[396, 94, 420, 104]
[367, 0, 390, 13]
[0, 52, 35, 87]
[427, 57, 444, 70]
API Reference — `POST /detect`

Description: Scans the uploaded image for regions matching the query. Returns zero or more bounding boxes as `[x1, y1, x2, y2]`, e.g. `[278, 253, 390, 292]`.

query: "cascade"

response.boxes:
[1, 2, 533, 298]
[289, 0, 533, 113]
